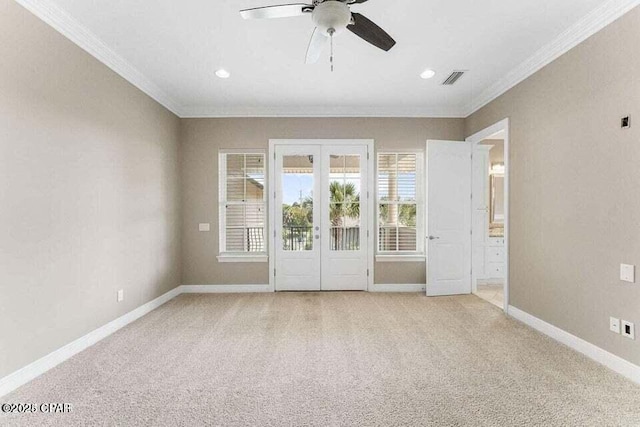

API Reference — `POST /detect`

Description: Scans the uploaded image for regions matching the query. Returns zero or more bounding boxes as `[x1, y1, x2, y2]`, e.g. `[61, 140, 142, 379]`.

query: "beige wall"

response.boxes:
[180, 118, 465, 285]
[0, 1, 181, 378]
[466, 7, 640, 365]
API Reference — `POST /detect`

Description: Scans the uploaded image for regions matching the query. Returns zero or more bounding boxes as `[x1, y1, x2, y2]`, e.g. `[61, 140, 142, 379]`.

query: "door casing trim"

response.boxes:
[465, 118, 510, 315]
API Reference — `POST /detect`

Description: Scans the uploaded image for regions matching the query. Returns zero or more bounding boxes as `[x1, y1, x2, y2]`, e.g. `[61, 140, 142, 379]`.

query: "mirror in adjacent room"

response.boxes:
[490, 164, 505, 234]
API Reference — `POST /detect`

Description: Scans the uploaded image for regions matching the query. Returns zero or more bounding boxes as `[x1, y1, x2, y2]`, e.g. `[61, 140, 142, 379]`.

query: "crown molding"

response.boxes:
[179, 105, 466, 119]
[14, 0, 183, 116]
[16, 0, 640, 119]
[465, 0, 640, 116]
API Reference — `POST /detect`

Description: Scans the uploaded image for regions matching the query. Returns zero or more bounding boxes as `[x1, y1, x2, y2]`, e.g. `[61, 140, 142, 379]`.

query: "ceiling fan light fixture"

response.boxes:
[420, 69, 436, 80]
[312, 1, 351, 36]
[215, 69, 231, 79]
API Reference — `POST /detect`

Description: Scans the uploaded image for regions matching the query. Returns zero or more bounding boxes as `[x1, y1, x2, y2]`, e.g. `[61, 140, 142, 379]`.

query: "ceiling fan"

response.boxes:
[240, 0, 396, 68]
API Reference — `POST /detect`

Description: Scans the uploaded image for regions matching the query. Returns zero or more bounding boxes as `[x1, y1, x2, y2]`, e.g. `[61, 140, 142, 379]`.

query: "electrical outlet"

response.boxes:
[621, 116, 630, 129]
[610, 317, 620, 334]
[620, 264, 635, 283]
[117, 289, 124, 302]
[199, 223, 211, 232]
[621, 320, 635, 340]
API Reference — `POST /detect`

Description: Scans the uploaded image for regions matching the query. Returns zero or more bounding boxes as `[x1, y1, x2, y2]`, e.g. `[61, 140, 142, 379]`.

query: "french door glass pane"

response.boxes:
[282, 155, 314, 251]
[329, 154, 361, 251]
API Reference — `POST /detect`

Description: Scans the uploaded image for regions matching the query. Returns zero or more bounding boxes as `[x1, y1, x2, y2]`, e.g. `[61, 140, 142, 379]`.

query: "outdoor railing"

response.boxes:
[329, 227, 360, 251]
[282, 226, 314, 251]
[247, 227, 265, 252]
[281, 226, 360, 251]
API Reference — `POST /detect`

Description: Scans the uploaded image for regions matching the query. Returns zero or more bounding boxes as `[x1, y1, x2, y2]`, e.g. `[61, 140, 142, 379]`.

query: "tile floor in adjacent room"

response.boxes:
[475, 283, 504, 309]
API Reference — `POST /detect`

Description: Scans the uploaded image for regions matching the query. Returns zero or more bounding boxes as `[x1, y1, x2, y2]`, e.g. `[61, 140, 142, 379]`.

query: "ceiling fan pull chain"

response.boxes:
[330, 33, 334, 72]
[329, 28, 335, 72]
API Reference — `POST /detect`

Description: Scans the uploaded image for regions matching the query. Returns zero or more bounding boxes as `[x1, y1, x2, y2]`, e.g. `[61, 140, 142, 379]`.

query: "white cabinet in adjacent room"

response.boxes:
[485, 237, 505, 279]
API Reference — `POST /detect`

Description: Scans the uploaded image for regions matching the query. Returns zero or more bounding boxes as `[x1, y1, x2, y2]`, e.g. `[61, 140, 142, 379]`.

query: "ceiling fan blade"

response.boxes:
[240, 3, 312, 20]
[347, 12, 396, 52]
[349, 0, 370, 3]
[305, 28, 328, 64]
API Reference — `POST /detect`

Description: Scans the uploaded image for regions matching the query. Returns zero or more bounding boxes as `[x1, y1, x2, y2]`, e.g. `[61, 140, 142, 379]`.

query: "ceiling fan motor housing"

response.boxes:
[312, 1, 352, 36]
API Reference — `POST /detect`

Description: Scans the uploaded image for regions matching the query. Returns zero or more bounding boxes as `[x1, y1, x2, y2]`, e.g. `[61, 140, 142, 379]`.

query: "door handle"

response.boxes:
[427, 236, 440, 240]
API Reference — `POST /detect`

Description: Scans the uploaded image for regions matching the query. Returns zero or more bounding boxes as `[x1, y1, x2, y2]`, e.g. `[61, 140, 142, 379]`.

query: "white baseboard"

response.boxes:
[181, 284, 428, 293]
[509, 305, 640, 385]
[180, 284, 272, 293]
[0, 286, 182, 398]
[369, 283, 426, 293]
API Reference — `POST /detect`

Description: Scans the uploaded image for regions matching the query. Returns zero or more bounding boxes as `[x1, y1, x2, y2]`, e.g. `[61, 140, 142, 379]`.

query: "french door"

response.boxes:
[273, 142, 370, 291]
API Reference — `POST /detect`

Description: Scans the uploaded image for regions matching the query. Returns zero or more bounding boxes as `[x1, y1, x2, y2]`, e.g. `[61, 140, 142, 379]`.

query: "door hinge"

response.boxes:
[274, 191, 276, 199]
[274, 229, 276, 238]
[274, 269, 276, 277]
[367, 230, 370, 238]
[367, 152, 370, 160]
[367, 191, 370, 199]
[367, 269, 370, 277]
[274, 152, 276, 160]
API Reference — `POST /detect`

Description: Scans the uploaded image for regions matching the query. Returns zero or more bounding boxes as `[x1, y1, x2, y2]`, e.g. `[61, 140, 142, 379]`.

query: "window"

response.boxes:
[219, 152, 267, 259]
[377, 152, 424, 256]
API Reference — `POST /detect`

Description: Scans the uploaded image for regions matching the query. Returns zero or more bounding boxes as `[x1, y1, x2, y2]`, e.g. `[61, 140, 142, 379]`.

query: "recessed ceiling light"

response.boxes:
[215, 69, 231, 79]
[420, 69, 436, 80]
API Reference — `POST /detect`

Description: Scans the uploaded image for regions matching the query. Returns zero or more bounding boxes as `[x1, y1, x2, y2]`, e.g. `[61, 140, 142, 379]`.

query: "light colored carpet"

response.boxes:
[2, 293, 640, 426]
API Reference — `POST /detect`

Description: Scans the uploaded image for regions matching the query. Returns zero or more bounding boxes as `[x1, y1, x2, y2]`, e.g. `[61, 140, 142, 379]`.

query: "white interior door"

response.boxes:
[274, 142, 370, 291]
[275, 146, 321, 291]
[321, 145, 368, 291]
[426, 140, 472, 296]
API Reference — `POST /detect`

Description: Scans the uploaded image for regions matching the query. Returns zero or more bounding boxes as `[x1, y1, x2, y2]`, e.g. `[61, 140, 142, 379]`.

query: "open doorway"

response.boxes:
[467, 119, 509, 312]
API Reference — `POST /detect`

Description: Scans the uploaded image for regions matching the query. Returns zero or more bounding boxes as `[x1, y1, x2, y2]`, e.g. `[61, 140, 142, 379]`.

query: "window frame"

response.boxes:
[375, 150, 425, 262]
[217, 149, 268, 263]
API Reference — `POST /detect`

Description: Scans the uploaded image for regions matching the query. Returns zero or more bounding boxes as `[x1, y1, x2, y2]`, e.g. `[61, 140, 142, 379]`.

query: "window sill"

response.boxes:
[376, 254, 426, 263]
[217, 254, 268, 263]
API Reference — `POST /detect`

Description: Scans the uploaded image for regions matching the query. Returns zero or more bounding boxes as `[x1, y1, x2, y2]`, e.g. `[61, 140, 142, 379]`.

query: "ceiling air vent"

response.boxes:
[442, 70, 466, 86]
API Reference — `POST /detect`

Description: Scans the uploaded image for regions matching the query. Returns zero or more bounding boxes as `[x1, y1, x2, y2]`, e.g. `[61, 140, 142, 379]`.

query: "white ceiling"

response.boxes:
[27, 0, 633, 117]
